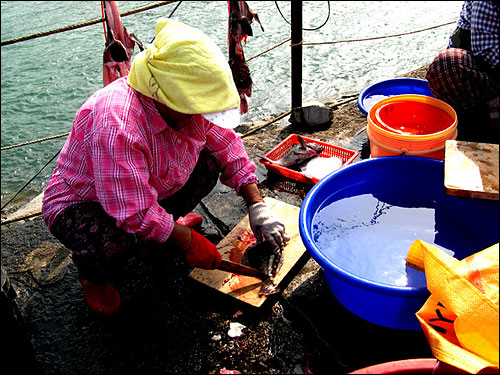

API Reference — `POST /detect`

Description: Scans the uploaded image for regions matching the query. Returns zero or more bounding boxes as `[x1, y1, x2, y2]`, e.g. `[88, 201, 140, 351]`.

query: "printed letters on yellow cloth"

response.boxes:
[408, 240, 499, 373]
[127, 18, 240, 115]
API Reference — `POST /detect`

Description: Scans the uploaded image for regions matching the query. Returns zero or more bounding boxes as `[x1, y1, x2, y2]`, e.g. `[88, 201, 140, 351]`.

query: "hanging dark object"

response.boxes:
[102, 1, 143, 86]
[227, 1, 264, 114]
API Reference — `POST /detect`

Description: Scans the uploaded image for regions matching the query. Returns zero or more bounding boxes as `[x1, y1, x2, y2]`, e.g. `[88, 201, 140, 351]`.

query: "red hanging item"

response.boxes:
[102, 1, 143, 86]
[227, 1, 264, 114]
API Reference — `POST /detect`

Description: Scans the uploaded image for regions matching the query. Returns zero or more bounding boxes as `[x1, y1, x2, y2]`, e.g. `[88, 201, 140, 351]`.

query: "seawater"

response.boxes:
[1, 1, 463, 205]
[311, 193, 455, 287]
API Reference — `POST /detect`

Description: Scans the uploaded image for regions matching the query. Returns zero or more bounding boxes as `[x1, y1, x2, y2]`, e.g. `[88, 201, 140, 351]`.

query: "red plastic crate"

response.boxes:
[259, 134, 359, 185]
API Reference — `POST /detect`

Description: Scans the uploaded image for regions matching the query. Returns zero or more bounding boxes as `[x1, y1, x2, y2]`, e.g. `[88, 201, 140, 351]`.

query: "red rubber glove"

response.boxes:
[182, 228, 222, 270]
[79, 278, 120, 316]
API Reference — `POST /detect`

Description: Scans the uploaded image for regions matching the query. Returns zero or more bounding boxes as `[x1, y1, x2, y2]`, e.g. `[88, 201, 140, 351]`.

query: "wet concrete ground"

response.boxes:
[1, 68, 435, 375]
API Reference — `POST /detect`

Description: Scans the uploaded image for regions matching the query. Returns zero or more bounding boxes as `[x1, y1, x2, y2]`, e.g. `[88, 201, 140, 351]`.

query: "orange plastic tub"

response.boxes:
[367, 95, 457, 159]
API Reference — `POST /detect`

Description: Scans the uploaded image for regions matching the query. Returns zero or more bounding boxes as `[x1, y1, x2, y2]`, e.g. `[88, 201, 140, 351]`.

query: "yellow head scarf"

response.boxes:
[128, 19, 241, 125]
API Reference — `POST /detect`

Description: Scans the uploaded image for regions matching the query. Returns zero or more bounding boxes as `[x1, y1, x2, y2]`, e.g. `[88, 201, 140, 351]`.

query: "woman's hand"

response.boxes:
[248, 202, 290, 250]
[239, 183, 290, 250]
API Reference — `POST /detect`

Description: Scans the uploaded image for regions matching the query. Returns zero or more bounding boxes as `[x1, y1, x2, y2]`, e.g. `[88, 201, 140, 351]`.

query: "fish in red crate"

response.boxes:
[260, 135, 324, 170]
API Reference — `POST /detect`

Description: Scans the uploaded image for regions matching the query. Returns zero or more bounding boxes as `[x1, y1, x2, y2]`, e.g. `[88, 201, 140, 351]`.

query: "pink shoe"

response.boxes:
[176, 213, 203, 228]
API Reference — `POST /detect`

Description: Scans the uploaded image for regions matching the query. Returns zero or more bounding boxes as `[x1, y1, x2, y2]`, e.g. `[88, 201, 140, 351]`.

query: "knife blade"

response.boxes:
[217, 259, 268, 280]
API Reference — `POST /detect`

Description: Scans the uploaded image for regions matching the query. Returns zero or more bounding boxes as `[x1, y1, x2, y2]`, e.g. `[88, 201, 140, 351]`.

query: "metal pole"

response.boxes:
[291, 1, 302, 109]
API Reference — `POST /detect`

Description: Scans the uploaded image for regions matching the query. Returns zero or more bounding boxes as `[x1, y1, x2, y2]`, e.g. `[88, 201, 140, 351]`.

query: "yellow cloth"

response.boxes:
[127, 18, 240, 115]
[409, 240, 499, 373]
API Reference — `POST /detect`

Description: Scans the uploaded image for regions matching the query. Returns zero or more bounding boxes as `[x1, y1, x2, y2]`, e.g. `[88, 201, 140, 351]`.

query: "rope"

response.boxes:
[274, 1, 331, 31]
[247, 38, 291, 62]
[240, 94, 358, 138]
[1, 147, 62, 212]
[150, 1, 183, 43]
[1, 1, 175, 47]
[290, 38, 304, 47]
[1, 19, 456, 151]
[1, 20, 456, 151]
[241, 110, 292, 138]
[302, 20, 456, 46]
[1, 212, 42, 226]
[1, 133, 70, 151]
[247, 20, 456, 61]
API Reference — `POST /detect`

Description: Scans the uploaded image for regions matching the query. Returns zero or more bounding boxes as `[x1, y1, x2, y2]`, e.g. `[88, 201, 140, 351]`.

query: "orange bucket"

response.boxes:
[367, 95, 457, 159]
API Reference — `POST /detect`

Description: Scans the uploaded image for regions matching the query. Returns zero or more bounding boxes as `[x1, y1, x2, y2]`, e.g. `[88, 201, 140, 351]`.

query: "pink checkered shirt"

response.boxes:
[42, 77, 257, 243]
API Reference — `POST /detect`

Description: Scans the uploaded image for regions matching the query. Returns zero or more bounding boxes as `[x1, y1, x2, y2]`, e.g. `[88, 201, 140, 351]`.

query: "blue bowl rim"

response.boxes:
[299, 156, 442, 297]
[357, 77, 432, 115]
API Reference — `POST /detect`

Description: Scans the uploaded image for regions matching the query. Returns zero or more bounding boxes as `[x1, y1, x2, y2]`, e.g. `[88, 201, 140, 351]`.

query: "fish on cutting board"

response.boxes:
[189, 197, 306, 307]
[260, 135, 324, 170]
[241, 241, 283, 296]
[241, 242, 283, 277]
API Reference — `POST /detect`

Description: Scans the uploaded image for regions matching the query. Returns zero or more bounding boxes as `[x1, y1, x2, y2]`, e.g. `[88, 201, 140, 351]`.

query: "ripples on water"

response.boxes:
[1, 1, 462, 204]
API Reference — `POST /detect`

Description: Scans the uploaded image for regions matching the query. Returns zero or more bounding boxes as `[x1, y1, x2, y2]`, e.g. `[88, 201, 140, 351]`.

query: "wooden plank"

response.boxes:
[444, 140, 499, 200]
[189, 197, 306, 307]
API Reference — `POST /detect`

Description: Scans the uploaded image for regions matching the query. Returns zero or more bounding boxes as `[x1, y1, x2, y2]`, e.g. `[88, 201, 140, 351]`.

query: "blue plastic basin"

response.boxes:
[358, 78, 434, 115]
[299, 157, 499, 330]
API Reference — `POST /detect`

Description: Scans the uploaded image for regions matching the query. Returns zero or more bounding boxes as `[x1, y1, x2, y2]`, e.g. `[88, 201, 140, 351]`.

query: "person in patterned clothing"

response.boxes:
[426, 1, 499, 143]
[42, 19, 289, 315]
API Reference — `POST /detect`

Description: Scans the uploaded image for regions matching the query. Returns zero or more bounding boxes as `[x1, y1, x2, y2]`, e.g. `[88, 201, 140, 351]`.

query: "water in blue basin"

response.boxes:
[311, 193, 458, 288]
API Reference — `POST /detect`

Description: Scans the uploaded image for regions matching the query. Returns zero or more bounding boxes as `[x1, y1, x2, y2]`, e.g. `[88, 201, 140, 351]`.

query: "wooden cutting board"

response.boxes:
[189, 197, 307, 307]
[444, 140, 499, 200]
